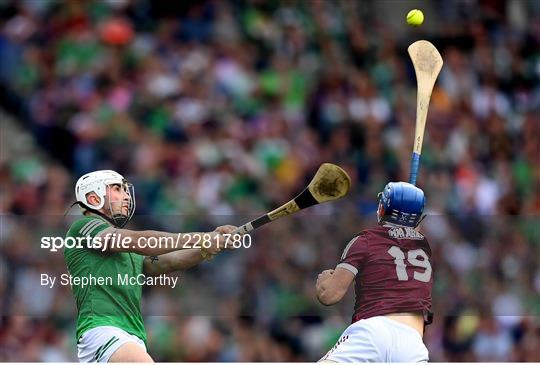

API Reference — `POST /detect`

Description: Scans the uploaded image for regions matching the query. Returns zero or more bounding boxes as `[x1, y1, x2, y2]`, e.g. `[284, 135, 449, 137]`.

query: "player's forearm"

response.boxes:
[316, 279, 344, 306]
[143, 249, 205, 276]
[101, 228, 210, 255]
[317, 290, 341, 306]
[316, 281, 334, 306]
[130, 230, 204, 256]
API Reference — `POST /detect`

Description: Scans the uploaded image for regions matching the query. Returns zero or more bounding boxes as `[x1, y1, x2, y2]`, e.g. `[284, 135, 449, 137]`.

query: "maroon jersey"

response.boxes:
[337, 224, 433, 323]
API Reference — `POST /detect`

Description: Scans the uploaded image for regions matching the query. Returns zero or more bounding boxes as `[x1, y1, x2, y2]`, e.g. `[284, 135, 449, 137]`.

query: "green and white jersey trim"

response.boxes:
[79, 217, 110, 237]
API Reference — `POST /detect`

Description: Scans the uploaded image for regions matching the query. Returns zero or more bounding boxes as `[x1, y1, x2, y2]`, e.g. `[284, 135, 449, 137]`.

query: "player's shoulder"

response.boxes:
[342, 230, 371, 253]
[362, 225, 388, 234]
[67, 215, 110, 238]
[359, 225, 394, 239]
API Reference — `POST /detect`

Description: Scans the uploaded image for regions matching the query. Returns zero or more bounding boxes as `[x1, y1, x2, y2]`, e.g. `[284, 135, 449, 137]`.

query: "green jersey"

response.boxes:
[64, 215, 146, 343]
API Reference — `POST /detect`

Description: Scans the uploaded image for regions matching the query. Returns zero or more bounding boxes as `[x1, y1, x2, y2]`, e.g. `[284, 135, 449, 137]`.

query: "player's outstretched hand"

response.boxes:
[215, 225, 237, 235]
[215, 225, 239, 251]
[201, 225, 239, 259]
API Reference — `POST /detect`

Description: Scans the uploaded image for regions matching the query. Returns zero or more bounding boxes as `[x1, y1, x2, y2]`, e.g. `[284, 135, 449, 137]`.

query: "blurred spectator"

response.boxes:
[0, 0, 539, 361]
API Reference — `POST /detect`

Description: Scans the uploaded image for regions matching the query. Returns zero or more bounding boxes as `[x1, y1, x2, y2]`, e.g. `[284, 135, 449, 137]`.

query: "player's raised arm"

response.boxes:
[142, 225, 238, 276]
[95, 226, 226, 256]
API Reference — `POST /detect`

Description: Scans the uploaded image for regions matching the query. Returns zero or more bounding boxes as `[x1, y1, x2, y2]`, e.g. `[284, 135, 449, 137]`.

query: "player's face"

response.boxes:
[106, 183, 131, 217]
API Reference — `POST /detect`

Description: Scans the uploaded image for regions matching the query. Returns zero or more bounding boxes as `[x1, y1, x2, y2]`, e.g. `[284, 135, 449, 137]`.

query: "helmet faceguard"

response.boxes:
[107, 182, 136, 228]
[74, 170, 136, 228]
[377, 182, 425, 227]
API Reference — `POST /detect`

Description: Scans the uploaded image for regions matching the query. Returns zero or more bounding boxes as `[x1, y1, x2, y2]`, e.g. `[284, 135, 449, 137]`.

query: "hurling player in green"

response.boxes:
[65, 170, 235, 362]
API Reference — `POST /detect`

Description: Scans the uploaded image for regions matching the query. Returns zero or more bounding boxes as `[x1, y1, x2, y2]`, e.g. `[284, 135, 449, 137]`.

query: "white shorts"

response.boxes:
[320, 316, 429, 363]
[77, 326, 147, 363]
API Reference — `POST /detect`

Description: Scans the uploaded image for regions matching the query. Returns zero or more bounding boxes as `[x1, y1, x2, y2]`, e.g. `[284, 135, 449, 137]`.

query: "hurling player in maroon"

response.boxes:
[317, 182, 433, 362]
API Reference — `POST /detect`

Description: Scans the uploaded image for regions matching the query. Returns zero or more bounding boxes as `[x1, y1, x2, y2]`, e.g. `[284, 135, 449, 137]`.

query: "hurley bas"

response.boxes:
[40, 273, 179, 289]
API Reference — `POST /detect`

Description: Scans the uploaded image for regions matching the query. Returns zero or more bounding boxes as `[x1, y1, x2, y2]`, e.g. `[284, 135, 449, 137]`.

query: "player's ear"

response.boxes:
[86, 192, 101, 207]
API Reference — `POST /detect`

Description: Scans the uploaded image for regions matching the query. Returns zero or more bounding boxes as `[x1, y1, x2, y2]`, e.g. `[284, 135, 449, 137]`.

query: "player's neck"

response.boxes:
[382, 222, 419, 231]
[84, 211, 110, 223]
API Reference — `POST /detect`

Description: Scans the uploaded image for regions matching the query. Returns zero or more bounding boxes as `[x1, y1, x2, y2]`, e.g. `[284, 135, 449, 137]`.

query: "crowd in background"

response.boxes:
[0, 0, 539, 361]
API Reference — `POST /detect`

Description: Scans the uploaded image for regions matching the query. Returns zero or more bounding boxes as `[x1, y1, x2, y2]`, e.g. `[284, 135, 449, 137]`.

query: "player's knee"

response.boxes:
[108, 342, 153, 363]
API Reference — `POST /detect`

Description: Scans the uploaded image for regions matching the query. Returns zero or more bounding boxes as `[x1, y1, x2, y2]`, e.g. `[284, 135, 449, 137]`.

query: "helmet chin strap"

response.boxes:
[67, 201, 130, 228]
[110, 213, 129, 228]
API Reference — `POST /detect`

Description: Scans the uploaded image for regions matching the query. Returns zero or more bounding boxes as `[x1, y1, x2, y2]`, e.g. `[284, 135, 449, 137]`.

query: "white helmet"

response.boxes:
[75, 170, 135, 227]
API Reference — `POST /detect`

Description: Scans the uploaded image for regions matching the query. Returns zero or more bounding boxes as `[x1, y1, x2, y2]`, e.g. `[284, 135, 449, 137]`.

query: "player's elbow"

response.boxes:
[143, 259, 169, 277]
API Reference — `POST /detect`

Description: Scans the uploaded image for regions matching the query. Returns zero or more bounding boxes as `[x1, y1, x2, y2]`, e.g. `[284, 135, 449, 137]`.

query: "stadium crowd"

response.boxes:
[0, 0, 539, 361]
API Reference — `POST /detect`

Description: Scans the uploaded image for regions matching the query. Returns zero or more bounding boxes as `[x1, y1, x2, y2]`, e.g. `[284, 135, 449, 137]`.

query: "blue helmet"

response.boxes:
[377, 182, 425, 227]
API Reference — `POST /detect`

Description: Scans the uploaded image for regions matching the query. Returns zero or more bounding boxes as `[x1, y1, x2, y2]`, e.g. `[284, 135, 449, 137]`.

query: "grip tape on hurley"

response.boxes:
[409, 152, 421, 185]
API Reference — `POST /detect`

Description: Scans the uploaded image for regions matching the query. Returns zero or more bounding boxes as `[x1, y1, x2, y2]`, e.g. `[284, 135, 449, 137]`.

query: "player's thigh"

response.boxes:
[77, 326, 150, 363]
[319, 321, 383, 362]
[109, 342, 154, 363]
